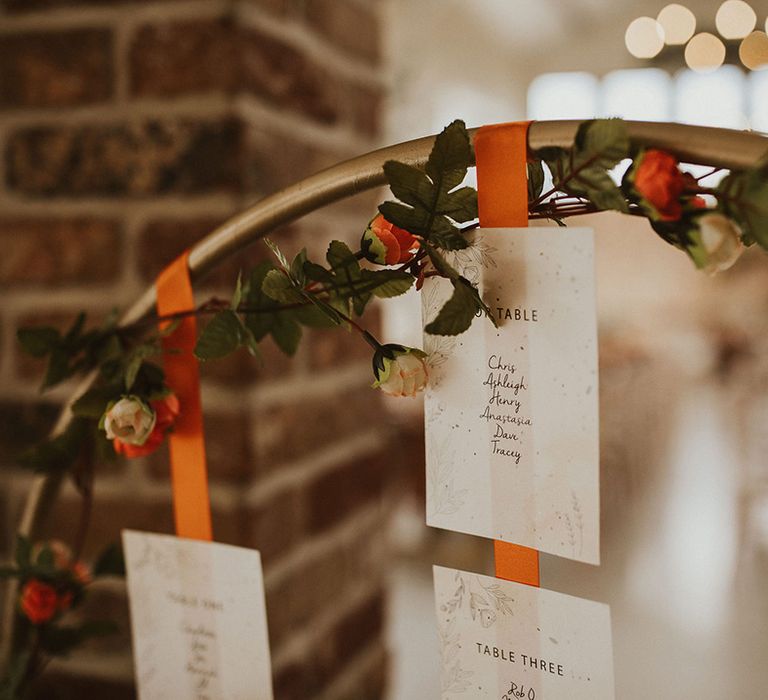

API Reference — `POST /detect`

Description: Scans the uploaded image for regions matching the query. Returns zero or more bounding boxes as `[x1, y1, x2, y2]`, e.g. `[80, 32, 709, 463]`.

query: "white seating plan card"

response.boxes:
[423, 228, 600, 564]
[434, 566, 614, 699]
[123, 530, 274, 700]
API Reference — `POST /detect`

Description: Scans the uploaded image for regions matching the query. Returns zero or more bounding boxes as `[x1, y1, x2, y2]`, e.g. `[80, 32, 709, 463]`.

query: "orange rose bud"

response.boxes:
[20, 579, 59, 625]
[362, 214, 419, 265]
[113, 393, 180, 458]
[633, 149, 686, 221]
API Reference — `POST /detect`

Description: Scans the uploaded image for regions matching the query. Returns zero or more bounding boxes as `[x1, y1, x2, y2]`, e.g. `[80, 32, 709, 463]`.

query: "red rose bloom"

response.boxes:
[113, 393, 180, 458]
[20, 579, 60, 625]
[634, 150, 686, 221]
[362, 214, 419, 265]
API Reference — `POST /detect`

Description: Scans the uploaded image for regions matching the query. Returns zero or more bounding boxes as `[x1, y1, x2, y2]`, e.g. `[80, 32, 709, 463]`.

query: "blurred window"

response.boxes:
[528, 66, 765, 132]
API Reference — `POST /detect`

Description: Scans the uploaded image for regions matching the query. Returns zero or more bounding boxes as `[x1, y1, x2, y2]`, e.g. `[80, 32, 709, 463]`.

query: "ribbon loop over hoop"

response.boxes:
[155, 252, 213, 542]
[475, 121, 540, 588]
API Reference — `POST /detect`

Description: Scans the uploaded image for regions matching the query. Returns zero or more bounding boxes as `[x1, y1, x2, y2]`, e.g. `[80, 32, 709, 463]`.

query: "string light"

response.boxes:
[658, 4, 697, 45]
[625, 17, 665, 59]
[715, 0, 757, 40]
[626, 3, 768, 72]
[685, 32, 727, 72]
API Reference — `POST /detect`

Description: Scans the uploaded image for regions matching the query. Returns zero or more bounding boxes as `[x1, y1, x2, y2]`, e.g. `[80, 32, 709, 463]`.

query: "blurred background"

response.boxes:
[1, 0, 767, 698]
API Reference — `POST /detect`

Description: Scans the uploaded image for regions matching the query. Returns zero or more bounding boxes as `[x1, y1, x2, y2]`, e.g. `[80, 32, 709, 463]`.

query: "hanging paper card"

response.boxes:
[424, 227, 599, 564]
[434, 566, 614, 699]
[123, 530, 274, 700]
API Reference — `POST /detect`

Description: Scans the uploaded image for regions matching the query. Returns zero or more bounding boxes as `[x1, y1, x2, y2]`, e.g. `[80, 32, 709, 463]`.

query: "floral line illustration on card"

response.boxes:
[426, 433, 468, 518]
[437, 570, 517, 698]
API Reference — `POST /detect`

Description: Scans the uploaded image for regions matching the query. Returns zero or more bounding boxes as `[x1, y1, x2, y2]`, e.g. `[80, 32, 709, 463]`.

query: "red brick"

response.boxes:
[200, 341, 294, 388]
[69, 582, 132, 654]
[306, 320, 378, 371]
[29, 670, 135, 700]
[245, 124, 357, 195]
[39, 490, 243, 558]
[241, 27, 340, 124]
[0, 400, 60, 464]
[0, 29, 112, 108]
[332, 591, 384, 668]
[130, 18, 238, 98]
[134, 218, 301, 289]
[6, 119, 244, 197]
[13, 309, 116, 383]
[254, 386, 382, 470]
[146, 409, 252, 483]
[3, 0, 184, 8]
[334, 645, 388, 700]
[266, 544, 346, 649]
[271, 591, 386, 698]
[0, 218, 122, 288]
[345, 82, 384, 138]
[305, 0, 381, 64]
[304, 451, 387, 534]
[241, 488, 303, 566]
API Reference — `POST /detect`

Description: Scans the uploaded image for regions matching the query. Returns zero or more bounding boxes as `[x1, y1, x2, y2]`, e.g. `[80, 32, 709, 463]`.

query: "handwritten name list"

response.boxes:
[424, 228, 600, 564]
[123, 530, 274, 700]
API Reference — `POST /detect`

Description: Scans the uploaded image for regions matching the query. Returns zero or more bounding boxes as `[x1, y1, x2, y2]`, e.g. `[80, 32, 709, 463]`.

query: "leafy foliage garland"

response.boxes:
[3, 118, 768, 694]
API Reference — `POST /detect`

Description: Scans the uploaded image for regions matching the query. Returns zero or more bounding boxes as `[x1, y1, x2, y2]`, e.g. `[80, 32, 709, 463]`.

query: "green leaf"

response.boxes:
[292, 305, 338, 328]
[436, 186, 478, 223]
[378, 201, 429, 235]
[124, 355, 143, 392]
[64, 312, 86, 344]
[40, 620, 118, 656]
[425, 279, 480, 336]
[0, 651, 31, 699]
[17, 327, 60, 358]
[270, 315, 302, 356]
[17, 417, 89, 473]
[360, 269, 415, 298]
[325, 241, 370, 316]
[35, 544, 55, 572]
[303, 261, 335, 284]
[326, 241, 359, 275]
[93, 542, 125, 578]
[262, 269, 305, 304]
[383, 160, 436, 210]
[42, 348, 73, 390]
[15, 534, 31, 569]
[290, 249, 308, 286]
[719, 160, 768, 249]
[426, 119, 472, 192]
[231, 271, 245, 310]
[194, 310, 243, 360]
[542, 119, 630, 214]
[264, 237, 290, 271]
[528, 161, 545, 201]
[430, 227, 470, 251]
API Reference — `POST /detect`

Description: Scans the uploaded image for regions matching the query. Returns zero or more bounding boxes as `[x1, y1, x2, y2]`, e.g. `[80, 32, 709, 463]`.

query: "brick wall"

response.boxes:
[0, 1, 391, 698]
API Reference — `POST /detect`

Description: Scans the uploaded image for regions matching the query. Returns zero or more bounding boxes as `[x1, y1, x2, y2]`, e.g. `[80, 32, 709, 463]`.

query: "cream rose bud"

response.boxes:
[101, 396, 157, 446]
[690, 213, 744, 274]
[372, 345, 429, 398]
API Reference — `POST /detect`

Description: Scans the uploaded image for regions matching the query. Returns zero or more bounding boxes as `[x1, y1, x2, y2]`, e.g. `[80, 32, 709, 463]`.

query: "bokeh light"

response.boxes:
[716, 0, 757, 40]
[740, 30, 768, 70]
[658, 4, 697, 45]
[626, 17, 666, 58]
[685, 32, 727, 72]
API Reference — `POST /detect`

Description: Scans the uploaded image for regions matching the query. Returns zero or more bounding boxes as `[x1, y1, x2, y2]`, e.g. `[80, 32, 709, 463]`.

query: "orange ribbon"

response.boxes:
[475, 121, 540, 588]
[155, 251, 213, 542]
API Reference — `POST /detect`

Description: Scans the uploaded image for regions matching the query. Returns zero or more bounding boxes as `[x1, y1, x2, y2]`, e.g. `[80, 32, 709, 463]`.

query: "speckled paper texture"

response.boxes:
[423, 228, 599, 564]
[123, 530, 273, 700]
[434, 566, 614, 699]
